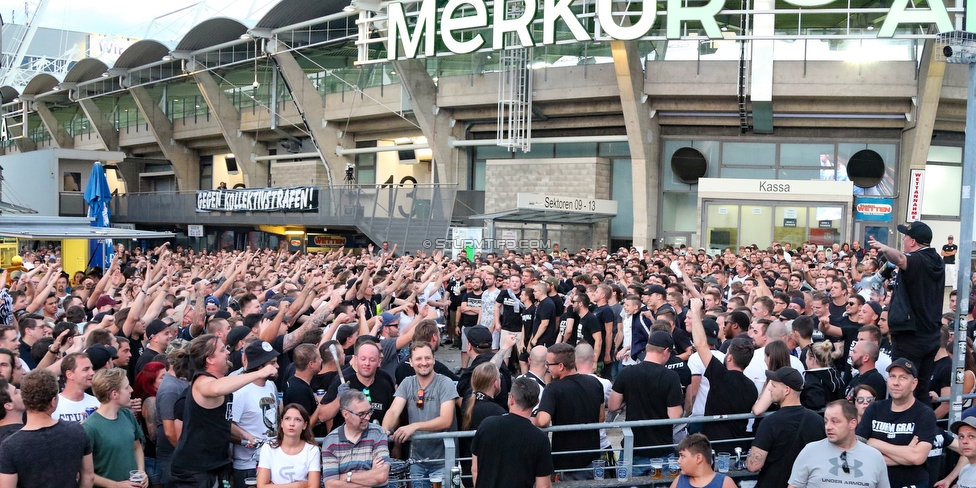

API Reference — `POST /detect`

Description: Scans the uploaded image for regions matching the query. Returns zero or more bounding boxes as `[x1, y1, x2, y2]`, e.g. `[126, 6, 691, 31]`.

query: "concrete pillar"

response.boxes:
[898, 39, 944, 224]
[129, 86, 199, 190]
[191, 69, 270, 188]
[391, 58, 468, 186]
[611, 40, 658, 250]
[78, 99, 120, 151]
[31, 101, 73, 149]
[266, 42, 353, 187]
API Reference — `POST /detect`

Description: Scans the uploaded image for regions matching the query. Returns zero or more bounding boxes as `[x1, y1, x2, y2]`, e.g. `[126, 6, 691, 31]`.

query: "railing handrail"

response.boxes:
[116, 183, 457, 197]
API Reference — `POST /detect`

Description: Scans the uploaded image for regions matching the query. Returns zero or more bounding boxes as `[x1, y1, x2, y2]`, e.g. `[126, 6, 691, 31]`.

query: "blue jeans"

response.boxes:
[409, 463, 445, 488]
[144, 457, 162, 486]
[632, 457, 654, 477]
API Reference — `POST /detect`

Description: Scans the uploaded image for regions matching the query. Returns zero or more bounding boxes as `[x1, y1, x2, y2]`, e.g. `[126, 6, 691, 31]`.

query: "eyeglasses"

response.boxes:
[545, 362, 561, 368]
[855, 396, 874, 405]
[416, 389, 425, 409]
[840, 451, 850, 474]
[343, 408, 372, 420]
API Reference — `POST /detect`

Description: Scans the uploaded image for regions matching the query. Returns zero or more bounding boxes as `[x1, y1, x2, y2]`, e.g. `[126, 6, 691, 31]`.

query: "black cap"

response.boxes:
[887, 357, 918, 377]
[867, 301, 883, 317]
[146, 319, 170, 340]
[465, 326, 493, 349]
[648, 330, 674, 349]
[226, 326, 251, 351]
[897, 221, 933, 245]
[779, 309, 799, 321]
[644, 285, 667, 297]
[765, 367, 804, 391]
[87, 345, 118, 370]
[244, 341, 280, 371]
[702, 319, 721, 347]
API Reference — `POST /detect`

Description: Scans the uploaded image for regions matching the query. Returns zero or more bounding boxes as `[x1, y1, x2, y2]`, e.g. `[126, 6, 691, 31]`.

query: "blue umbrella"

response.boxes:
[84, 162, 114, 270]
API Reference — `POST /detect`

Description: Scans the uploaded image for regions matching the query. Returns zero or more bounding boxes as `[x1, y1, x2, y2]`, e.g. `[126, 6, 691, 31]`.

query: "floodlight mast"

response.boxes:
[937, 30, 976, 424]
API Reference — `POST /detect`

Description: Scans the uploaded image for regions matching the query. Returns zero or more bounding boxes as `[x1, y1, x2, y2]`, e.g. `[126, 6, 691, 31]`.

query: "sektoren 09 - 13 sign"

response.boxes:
[379, 0, 973, 61]
[196, 187, 319, 212]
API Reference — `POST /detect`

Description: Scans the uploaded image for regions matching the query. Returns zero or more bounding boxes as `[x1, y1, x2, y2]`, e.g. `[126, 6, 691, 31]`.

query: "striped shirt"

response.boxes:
[321, 422, 390, 481]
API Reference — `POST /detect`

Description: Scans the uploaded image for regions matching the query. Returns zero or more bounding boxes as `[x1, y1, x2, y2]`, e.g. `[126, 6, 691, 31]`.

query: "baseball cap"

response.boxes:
[145, 319, 171, 340]
[543, 277, 559, 287]
[378, 312, 399, 327]
[702, 319, 721, 347]
[244, 341, 280, 372]
[765, 367, 804, 391]
[644, 285, 667, 297]
[648, 330, 674, 349]
[95, 295, 119, 309]
[949, 235, 955, 239]
[226, 326, 251, 351]
[951, 416, 976, 435]
[897, 221, 933, 245]
[779, 309, 799, 321]
[465, 326, 493, 349]
[87, 345, 118, 370]
[886, 357, 918, 377]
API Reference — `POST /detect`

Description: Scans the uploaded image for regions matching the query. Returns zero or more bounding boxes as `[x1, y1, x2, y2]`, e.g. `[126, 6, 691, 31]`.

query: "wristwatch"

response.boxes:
[47, 344, 59, 355]
[346, 472, 353, 483]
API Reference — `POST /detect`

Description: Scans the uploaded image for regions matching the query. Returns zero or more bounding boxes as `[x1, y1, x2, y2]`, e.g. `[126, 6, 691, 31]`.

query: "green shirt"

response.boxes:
[82, 408, 145, 484]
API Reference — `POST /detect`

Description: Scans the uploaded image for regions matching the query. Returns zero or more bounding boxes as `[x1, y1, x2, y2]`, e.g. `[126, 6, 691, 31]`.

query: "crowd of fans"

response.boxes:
[0, 223, 970, 488]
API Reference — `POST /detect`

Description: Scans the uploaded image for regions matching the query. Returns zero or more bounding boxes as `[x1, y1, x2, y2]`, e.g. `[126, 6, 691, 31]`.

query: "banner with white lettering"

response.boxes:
[195, 187, 319, 212]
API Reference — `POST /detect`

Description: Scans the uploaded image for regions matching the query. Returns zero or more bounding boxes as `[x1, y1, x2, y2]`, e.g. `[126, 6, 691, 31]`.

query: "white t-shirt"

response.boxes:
[588, 373, 613, 450]
[231, 380, 279, 469]
[687, 350, 726, 417]
[52, 393, 99, 422]
[258, 442, 321, 484]
[743, 344, 806, 395]
[620, 312, 638, 367]
[958, 462, 976, 488]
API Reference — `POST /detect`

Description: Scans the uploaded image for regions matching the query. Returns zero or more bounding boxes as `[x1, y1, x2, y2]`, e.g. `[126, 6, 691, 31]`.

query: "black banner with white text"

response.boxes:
[195, 187, 319, 212]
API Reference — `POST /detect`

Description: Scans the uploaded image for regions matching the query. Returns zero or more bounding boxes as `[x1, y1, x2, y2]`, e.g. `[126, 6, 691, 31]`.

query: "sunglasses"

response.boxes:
[416, 389, 425, 409]
[362, 387, 371, 404]
[854, 396, 874, 405]
[840, 451, 850, 474]
[847, 301, 858, 306]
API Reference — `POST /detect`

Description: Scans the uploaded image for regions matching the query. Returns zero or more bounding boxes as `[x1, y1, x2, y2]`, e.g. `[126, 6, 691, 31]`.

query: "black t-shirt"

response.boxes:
[532, 297, 558, 347]
[847, 368, 887, 400]
[665, 354, 692, 388]
[311, 371, 338, 393]
[459, 394, 506, 487]
[321, 373, 396, 427]
[448, 278, 465, 310]
[354, 295, 381, 320]
[0, 424, 20, 446]
[495, 290, 523, 332]
[611, 361, 683, 457]
[126, 334, 146, 384]
[828, 301, 847, 322]
[943, 244, 957, 264]
[458, 291, 483, 328]
[0, 420, 91, 486]
[930, 355, 953, 409]
[559, 310, 580, 346]
[549, 294, 565, 318]
[672, 327, 693, 354]
[577, 312, 603, 349]
[282, 375, 316, 419]
[470, 414, 553, 488]
[538, 373, 604, 470]
[895, 248, 945, 334]
[521, 304, 536, 345]
[457, 354, 512, 410]
[701, 355, 758, 450]
[856, 398, 939, 488]
[751, 406, 827, 488]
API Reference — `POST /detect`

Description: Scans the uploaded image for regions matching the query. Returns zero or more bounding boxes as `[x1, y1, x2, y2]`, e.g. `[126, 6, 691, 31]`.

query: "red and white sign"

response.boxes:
[856, 203, 892, 215]
[907, 169, 924, 222]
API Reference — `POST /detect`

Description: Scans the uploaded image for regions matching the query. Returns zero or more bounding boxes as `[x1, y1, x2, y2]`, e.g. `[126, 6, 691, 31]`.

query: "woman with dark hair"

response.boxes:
[256, 404, 321, 488]
[751, 340, 793, 416]
[802, 340, 845, 410]
[849, 384, 877, 424]
[134, 361, 166, 487]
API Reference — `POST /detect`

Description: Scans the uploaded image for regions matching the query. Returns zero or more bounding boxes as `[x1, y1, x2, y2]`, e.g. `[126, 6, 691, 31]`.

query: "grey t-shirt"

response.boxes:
[394, 374, 459, 462]
[155, 373, 189, 460]
[788, 439, 890, 488]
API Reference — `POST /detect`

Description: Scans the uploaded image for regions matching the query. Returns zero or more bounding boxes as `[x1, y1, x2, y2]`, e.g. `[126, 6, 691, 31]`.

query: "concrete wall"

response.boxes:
[485, 157, 613, 251]
[0, 150, 58, 215]
[271, 160, 332, 187]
